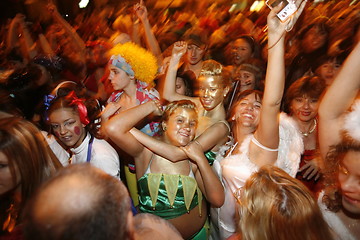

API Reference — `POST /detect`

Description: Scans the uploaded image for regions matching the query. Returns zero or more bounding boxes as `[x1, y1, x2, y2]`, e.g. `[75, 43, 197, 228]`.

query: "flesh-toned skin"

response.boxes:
[290, 95, 319, 123]
[0, 152, 20, 196]
[49, 108, 86, 149]
[108, 65, 132, 91]
[104, 101, 224, 239]
[232, 93, 261, 129]
[339, 151, 360, 215]
[231, 38, 253, 66]
[186, 44, 206, 66]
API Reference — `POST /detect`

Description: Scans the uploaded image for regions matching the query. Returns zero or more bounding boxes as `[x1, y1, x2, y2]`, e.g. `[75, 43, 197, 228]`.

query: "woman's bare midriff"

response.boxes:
[168, 199, 208, 239]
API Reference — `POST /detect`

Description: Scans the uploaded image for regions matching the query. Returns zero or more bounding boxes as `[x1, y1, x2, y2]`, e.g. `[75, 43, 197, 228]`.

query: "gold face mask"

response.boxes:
[198, 76, 228, 111]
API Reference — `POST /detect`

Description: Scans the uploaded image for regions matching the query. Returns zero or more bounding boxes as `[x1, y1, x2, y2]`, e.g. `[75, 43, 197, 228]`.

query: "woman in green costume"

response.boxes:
[104, 99, 224, 239]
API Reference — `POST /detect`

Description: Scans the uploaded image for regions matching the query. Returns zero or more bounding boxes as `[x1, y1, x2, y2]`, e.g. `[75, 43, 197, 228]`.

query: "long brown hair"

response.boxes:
[0, 117, 62, 209]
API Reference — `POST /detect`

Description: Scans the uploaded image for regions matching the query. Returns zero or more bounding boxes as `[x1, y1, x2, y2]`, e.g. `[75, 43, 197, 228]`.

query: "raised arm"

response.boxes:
[253, 0, 306, 165]
[318, 41, 360, 159]
[134, 0, 164, 66]
[6, 14, 37, 61]
[181, 141, 224, 207]
[38, 33, 55, 56]
[104, 101, 159, 158]
[17, 15, 37, 60]
[6, 15, 21, 55]
[163, 41, 197, 102]
[47, 4, 86, 53]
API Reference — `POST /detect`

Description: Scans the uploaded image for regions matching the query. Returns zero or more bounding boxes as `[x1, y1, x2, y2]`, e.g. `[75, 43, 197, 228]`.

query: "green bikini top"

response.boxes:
[137, 162, 203, 219]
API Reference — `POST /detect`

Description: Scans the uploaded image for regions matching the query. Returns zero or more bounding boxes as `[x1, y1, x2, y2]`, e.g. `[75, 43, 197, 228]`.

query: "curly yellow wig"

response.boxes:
[108, 42, 158, 85]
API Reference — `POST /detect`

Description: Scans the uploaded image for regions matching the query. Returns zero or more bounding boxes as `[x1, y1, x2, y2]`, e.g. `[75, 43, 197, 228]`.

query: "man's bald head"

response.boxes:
[24, 164, 133, 240]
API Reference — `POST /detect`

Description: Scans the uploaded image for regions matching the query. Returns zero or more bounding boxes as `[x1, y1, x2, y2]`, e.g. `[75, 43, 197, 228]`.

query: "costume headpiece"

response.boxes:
[67, 91, 90, 125]
[108, 42, 158, 87]
[199, 60, 223, 76]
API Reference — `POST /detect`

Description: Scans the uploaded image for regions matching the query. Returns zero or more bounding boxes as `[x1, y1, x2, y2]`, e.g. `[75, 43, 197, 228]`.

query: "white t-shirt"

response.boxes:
[44, 132, 120, 179]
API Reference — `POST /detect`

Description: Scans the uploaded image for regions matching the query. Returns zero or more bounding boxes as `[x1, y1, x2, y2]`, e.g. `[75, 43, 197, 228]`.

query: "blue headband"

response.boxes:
[109, 55, 134, 77]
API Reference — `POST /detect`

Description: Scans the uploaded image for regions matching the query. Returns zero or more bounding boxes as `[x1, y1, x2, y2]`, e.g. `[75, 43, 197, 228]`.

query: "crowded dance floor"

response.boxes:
[0, 0, 359, 239]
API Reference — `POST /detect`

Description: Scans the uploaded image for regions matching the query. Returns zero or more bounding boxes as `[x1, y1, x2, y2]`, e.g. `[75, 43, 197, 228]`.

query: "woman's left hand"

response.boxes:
[299, 158, 321, 181]
[180, 140, 205, 164]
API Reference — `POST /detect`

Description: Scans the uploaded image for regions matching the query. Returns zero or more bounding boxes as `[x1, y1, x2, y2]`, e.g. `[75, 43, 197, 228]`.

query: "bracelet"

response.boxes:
[267, 32, 285, 50]
[152, 99, 163, 112]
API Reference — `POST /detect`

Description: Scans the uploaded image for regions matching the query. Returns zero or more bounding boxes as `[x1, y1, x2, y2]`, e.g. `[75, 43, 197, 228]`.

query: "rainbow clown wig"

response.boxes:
[108, 42, 158, 87]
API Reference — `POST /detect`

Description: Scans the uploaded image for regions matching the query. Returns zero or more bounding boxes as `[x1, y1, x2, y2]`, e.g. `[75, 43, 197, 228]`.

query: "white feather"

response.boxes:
[344, 100, 360, 142]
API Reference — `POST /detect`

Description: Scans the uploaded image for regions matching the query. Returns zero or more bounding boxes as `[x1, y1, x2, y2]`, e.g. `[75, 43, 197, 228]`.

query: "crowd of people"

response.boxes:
[1, 0, 360, 239]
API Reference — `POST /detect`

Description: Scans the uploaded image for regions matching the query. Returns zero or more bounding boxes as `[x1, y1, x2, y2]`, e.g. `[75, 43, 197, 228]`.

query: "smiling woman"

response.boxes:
[104, 99, 224, 239]
[46, 91, 121, 179]
[283, 76, 326, 196]
[161, 42, 232, 165]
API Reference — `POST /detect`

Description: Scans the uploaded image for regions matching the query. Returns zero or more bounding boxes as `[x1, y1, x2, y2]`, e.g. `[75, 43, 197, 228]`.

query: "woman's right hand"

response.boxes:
[134, 0, 148, 22]
[267, 0, 307, 37]
[101, 102, 121, 121]
[181, 140, 205, 164]
[172, 41, 187, 59]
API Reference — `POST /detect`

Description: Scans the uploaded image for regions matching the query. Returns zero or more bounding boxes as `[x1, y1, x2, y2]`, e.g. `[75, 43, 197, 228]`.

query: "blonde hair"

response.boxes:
[238, 165, 333, 240]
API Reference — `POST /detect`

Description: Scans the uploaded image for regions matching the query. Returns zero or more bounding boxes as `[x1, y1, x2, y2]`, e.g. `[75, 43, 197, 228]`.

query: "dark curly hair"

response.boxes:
[322, 135, 360, 212]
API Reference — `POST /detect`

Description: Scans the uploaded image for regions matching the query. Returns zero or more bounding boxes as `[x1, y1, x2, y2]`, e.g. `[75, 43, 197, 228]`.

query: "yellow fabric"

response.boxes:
[125, 166, 139, 206]
[148, 173, 162, 208]
[163, 174, 180, 207]
[181, 175, 198, 212]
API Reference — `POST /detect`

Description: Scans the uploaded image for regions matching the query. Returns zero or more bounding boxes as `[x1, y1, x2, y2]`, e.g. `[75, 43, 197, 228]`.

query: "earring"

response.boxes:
[162, 123, 167, 131]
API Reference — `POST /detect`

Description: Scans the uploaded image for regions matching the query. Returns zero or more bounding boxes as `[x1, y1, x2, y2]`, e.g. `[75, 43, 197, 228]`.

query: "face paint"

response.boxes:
[198, 76, 227, 111]
[49, 108, 86, 148]
[74, 126, 81, 135]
